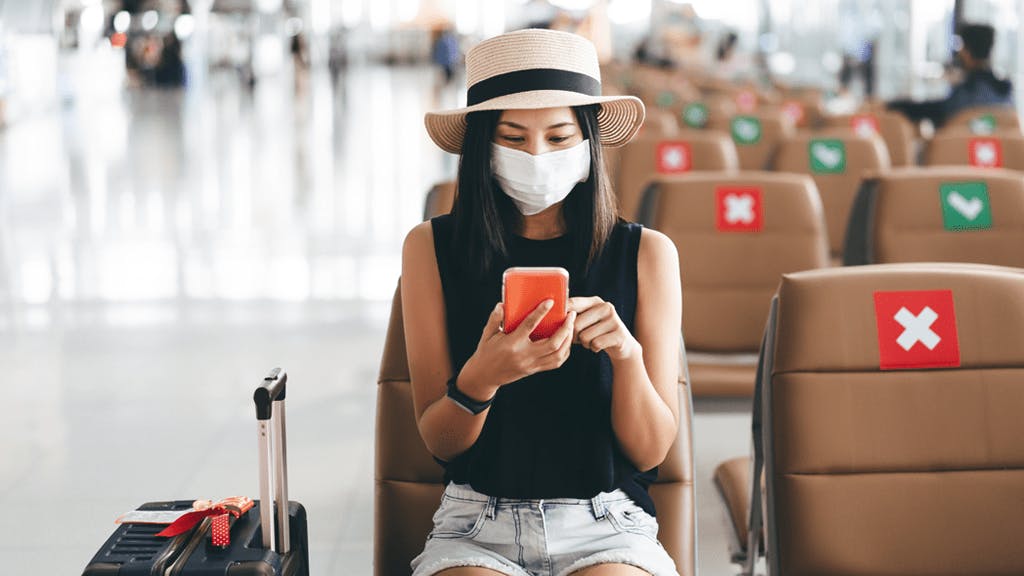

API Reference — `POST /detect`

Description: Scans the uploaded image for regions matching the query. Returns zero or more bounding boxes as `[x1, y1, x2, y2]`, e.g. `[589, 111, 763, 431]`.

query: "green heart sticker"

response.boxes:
[809, 139, 846, 173]
[683, 103, 708, 128]
[731, 116, 762, 145]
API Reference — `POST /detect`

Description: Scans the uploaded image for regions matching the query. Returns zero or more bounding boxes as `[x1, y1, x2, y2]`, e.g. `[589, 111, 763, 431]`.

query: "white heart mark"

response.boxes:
[811, 143, 842, 168]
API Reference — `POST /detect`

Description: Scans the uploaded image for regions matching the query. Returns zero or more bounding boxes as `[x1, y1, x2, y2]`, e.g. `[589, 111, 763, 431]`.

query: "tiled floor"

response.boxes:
[0, 61, 752, 575]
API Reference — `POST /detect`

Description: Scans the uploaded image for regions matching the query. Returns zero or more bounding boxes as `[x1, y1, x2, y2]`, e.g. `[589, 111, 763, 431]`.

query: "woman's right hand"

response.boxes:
[457, 300, 576, 401]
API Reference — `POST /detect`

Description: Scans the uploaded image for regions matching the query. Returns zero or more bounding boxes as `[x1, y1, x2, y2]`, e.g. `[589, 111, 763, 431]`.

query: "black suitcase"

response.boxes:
[83, 369, 309, 575]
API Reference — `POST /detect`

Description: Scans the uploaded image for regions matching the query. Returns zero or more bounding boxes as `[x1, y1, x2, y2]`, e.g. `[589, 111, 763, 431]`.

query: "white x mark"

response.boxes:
[662, 147, 686, 169]
[975, 143, 997, 165]
[894, 306, 941, 351]
[724, 194, 755, 224]
[853, 119, 877, 137]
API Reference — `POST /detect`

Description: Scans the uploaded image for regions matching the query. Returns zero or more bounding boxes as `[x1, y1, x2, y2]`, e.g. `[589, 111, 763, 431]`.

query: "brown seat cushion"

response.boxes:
[687, 356, 757, 397]
[764, 263, 1024, 576]
[423, 181, 456, 221]
[642, 171, 829, 355]
[714, 456, 751, 549]
[844, 167, 1024, 267]
[824, 111, 916, 167]
[942, 105, 1021, 135]
[614, 132, 739, 221]
[772, 129, 891, 256]
[709, 110, 794, 170]
[925, 129, 1024, 171]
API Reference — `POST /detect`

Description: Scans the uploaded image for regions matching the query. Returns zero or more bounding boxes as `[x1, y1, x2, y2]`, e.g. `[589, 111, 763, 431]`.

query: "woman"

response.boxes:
[402, 29, 683, 576]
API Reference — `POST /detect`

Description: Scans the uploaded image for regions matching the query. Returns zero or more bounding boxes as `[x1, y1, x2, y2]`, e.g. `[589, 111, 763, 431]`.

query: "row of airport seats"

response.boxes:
[605, 106, 1023, 259]
[421, 167, 1024, 400]
[623, 73, 1024, 569]
[372, 260, 1024, 574]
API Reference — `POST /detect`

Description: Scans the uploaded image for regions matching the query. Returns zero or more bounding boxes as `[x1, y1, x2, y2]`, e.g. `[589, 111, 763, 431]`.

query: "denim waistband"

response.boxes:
[443, 482, 631, 521]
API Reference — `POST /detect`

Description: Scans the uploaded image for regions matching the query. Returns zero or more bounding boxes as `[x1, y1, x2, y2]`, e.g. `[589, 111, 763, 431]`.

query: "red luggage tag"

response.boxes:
[156, 496, 255, 548]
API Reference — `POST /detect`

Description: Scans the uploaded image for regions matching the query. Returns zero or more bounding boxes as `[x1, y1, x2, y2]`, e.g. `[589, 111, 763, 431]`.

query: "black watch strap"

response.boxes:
[446, 375, 494, 415]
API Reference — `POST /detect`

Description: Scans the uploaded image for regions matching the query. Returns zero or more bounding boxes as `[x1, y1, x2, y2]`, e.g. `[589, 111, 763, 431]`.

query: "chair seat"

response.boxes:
[687, 354, 757, 397]
[714, 456, 752, 551]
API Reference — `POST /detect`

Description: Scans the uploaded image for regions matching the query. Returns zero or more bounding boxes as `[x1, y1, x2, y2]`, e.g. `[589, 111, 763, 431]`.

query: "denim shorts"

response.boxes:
[410, 483, 680, 576]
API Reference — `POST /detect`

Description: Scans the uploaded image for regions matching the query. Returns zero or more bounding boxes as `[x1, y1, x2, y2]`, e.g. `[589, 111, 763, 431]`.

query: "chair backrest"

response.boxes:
[776, 97, 824, 130]
[844, 167, 1024, 267]
[374, 285, 697, 576]
[772, 129, 891, 256]
[641, 172, 829, 354]
[635, 108, 681, 139]
[423, 181, 456, 220]
[924, 129, 1024, 171]
[824, 111, 916, 167]
[762, 263, 1024, 576]
[674, 98, 737, 131]
[943, 105, 1021, 135]
[709, 111, 794, 171]
[614, 132, 739, 221]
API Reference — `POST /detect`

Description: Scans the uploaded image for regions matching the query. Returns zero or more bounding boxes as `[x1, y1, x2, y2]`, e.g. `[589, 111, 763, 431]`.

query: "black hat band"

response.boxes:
[466, 68, 602, 107]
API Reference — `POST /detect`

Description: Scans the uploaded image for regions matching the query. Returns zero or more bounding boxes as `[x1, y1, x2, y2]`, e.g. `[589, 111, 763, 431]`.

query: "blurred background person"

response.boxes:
[888, 22, 1013, 127]
[837, 0, 881, 98]
[430, 24, 459, 85]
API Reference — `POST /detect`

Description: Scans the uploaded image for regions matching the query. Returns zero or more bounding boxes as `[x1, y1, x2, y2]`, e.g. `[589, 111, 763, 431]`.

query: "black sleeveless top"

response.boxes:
[431, 214, 658, 516]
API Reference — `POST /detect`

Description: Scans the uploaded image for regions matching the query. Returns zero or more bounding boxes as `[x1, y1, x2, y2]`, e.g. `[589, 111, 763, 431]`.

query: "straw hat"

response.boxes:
[425, 28, 646, 154]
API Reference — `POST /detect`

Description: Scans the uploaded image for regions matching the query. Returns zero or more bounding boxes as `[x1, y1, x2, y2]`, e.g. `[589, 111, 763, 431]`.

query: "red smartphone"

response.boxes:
[502, 267, 570, 341]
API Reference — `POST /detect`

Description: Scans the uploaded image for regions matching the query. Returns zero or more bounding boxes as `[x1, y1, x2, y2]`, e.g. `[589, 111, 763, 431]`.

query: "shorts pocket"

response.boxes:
[605, 501, 661, 545]
[427, 493, 488, 540]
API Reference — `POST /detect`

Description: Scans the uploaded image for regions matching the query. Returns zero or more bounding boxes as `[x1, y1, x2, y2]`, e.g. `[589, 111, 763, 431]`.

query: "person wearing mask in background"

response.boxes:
[888, 23, 1013, 127]
[403, 28, 682, 576]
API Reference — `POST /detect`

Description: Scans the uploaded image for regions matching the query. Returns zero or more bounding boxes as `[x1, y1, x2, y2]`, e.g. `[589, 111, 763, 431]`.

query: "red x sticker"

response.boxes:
[782, 101, 805, 125]
[716, 186, 763, 232]
[969, 138, 1002, 168]
[736, 90, 757, 112]
[851, 114, 880, 137]
[656, 141, 692, 174]
[873, 290, 961, 370]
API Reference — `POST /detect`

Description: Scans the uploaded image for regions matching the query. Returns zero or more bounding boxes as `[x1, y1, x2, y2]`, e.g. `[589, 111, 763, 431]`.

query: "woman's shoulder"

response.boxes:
[403, 220, 434, 252]
[403, 215, 453, 253]
[636, 227, 678, 269]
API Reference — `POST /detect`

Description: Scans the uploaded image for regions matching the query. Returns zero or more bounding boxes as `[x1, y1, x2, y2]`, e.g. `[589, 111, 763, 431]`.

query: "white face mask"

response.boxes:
[490, 139, 592, 216]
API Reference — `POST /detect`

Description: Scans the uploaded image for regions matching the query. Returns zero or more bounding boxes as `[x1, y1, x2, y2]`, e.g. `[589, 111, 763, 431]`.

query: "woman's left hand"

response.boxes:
[568, 296, 641, 362]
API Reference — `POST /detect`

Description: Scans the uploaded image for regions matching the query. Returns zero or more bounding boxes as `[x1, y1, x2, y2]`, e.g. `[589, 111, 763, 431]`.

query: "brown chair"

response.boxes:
[772, 129, 891, 259]
[774, 85, 826, 129]
[635, 108, 682, 139]
[924, 129, 1024, 171]
[374, 285, 697, 576]
[614, 132, 739, 221]
[825, 110, 916, 167]
[750, 263, 1024, 575]
[709, 111, 794, 171]
[943, 105, 1021, 135]
[422, 181, 456, 220]
[844, 167, 1024, 267]
[640, 172, 829, 397]
[775, 98, 824, 130]
[673, 98, 737, 131]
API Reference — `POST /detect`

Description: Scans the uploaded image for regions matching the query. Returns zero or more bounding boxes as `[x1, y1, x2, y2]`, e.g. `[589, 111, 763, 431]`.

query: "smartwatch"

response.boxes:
[446, 375, 494, 415]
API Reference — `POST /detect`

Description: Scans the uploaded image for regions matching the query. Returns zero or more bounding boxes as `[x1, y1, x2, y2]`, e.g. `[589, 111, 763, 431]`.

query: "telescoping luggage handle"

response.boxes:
[254, 368, 291, 555]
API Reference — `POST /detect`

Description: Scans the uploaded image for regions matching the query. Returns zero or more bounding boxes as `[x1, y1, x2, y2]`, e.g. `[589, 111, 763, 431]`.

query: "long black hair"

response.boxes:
[449, 104, 618, 281]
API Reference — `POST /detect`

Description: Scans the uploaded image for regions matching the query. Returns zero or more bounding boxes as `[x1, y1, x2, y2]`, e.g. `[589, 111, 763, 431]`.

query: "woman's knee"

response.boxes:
[570, 563, 652, 576]
[434, 568, 511, 576]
